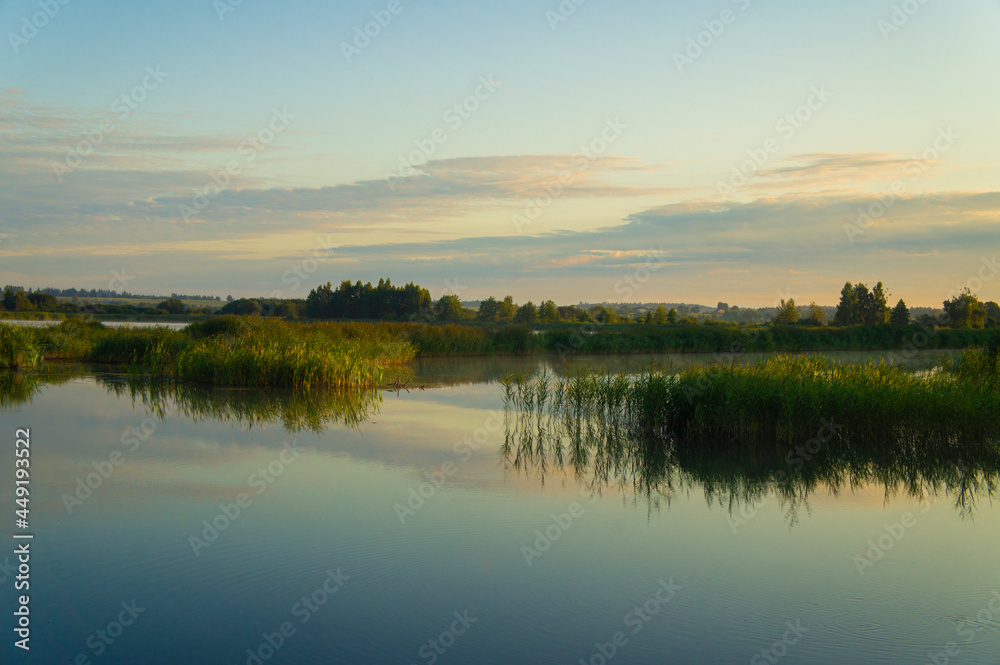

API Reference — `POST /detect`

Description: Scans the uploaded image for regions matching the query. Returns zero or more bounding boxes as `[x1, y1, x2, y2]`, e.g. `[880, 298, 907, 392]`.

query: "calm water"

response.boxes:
[1, 352, 998, 664]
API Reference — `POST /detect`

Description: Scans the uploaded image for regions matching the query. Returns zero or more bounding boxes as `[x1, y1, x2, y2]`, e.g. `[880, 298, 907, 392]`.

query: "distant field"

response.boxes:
[55, 296, 222, 309]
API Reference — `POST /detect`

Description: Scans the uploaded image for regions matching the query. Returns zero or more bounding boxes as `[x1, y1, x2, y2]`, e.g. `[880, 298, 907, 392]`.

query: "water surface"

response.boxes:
[0, 353, 997, 664]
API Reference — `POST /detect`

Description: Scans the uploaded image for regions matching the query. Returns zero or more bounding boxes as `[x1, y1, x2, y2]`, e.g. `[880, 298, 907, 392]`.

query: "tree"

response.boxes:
[774, 298, 800, 325]
[499, 296, 516, 323]
[653, 305, 668, 325]
[227, 295, 234, 302]
[3, 287, 17, 311]
[984, 301, 1000, 328]
[514, 301, 538, 324]
[273, 301, 301, 319]
[219, 298, 262, 316]
[804, 302, 826, 326]
[717, 302, 730, 313]
[667, 308, 678, 325]
[477, 297, 501, 322]
[644, 311, 654, 324]
[435, 295, 463, 321]
[156, 297, 186, 315]
[865, 282, 891, 325]
[588, 305, 619, 324]
[834, 281, 890, 325]
[889, 299, 910, 326]
[539, 300, 558, 323]
[305, 282, 334, 319]
[943, 289, 987, 328]
[834, 282, 858, 326]
[26, 292, 58, 309]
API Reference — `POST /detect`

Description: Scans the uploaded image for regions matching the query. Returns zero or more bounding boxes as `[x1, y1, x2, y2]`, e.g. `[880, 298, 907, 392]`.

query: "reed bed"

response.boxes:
[25, 317, 415, 389]
[0, 324, 43, 370]
[504, 350, 1000, 445]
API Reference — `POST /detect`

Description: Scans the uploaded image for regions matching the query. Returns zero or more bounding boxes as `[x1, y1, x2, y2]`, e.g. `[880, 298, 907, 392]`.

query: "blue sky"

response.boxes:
[1, 0, 998, 306]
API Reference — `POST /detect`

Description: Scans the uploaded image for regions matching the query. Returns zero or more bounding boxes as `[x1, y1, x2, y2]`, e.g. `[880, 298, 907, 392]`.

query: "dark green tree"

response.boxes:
[514, 301, 538, 324]
[774, 298, 800, 325]
[834, 282, 859, 325]
[219, 298, 263, 316]
[889, 299, 910, 326]
[943, 289, 987, 328]
[435, 295, 464, 321]
[653, 305, 668, 325]
[156, 297, 186, 315]
[3, 286, 17, 311]
[499, 296, 516, 323]
[539, 300, 558, 323]
[477, 297, 501, 322]
[803, 302, 826, 326]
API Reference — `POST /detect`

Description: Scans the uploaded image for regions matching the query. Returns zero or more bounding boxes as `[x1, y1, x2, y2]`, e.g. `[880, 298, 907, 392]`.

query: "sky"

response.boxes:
[1, 0, 998, 307]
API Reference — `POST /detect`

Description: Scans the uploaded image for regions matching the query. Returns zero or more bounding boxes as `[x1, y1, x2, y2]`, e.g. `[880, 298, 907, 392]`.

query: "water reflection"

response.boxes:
[503, 405, 1000, 523]
[96, 376, 383, 432]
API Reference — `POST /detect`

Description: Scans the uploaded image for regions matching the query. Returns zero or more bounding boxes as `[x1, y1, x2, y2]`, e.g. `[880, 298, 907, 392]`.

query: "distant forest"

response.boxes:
[2, 278, 998, 329]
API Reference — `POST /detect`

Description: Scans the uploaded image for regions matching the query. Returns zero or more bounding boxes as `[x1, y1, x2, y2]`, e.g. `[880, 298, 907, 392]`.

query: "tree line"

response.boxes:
[773, 282, 999, 329]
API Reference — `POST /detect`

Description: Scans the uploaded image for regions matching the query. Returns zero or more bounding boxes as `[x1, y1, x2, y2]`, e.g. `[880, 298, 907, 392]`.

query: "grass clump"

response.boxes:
[506, 351, 1000, 444]
[19, 316, 415, 389]
[0, 324, 42, 369]
[136, 317, 414, 389]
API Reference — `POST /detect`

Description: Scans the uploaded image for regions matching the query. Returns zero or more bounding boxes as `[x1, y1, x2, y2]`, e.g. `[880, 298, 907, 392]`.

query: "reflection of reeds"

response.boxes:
[99, 378, 382, 432]
[508, 352, 1000, 443]
[503, 351, 1000, 520]
[0, 365, 86, 410]
[504, 394, 1000, 523]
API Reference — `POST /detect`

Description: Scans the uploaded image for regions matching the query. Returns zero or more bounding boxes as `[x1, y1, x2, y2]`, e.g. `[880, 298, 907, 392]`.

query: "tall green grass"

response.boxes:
[27, 317, 414, 389]
[0, 324, 42, 369]
[505, 350, 1000, 444]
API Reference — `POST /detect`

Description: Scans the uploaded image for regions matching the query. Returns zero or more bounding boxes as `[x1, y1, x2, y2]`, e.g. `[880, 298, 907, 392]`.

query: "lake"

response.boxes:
[1, 352, 998, 664]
